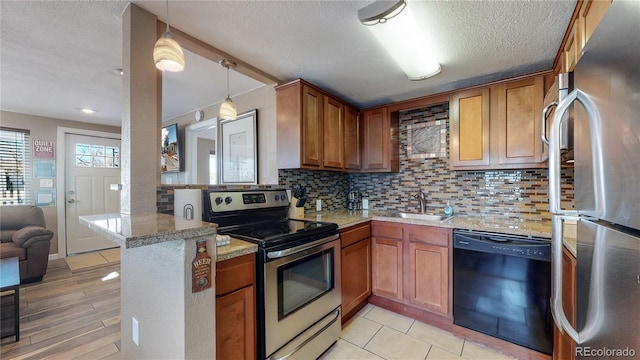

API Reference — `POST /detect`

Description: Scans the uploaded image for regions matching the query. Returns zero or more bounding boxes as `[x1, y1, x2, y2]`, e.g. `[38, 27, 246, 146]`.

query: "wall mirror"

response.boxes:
[161, 48, 266, 185]
[161, 123, 181, 172]
[185, 118, 217, 184]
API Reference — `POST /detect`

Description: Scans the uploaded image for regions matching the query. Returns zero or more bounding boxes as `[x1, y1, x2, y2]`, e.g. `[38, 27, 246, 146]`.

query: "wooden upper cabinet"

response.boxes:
[302, 84, 324, 168]
[450, 88, 490, 169]
[495, 76, 544, 165]
[276, 79, 358, 171]
[344, 106, 361, 170]
[562, 18, 581, 73]
[323, 96, 344, 169]
[362, 107, 399, 172]
[558, 0, 611, 73]
[582, 0, 611, 47]
[450, 75, 547, 170]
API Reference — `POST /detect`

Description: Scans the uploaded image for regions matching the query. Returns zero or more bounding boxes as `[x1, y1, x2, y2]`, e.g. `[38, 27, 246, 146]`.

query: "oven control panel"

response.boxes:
[207, 190, 289, 212]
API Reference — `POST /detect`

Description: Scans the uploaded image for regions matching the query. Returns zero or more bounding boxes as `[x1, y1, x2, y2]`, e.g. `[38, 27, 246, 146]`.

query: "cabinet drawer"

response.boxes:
[216, 253, 255, 296]
[341, 222, 371, 248]
[371, 221, 403, 240]
[404, 224, 450, 247]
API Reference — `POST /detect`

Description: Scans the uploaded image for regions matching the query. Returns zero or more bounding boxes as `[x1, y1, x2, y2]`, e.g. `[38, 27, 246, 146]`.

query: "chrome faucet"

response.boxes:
[414, 191, 428, 213]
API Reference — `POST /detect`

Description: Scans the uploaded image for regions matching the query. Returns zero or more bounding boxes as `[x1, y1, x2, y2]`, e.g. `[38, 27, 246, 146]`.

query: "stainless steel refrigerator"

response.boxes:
[548, 1, 640, 359]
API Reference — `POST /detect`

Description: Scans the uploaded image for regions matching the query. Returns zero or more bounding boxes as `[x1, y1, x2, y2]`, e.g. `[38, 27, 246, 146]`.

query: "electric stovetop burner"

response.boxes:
[219, 219, 338, 251]
[204, 189, 339, 249]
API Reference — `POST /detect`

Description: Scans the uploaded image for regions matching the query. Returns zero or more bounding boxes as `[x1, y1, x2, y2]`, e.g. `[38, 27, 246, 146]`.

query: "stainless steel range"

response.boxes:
[204, 189, 341, 360]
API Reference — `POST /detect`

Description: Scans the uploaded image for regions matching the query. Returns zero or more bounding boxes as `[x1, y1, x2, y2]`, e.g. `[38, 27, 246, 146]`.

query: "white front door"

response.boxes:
[65, 133, 121, 255]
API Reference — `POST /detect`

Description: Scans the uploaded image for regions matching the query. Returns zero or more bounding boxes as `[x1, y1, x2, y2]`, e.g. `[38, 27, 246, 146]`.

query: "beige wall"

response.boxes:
[161, 84, 278, 185]
[0, 110, 120, 255]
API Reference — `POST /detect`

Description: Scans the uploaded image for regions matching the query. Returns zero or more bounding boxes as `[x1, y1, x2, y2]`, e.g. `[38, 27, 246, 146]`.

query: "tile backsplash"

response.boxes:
[159, 103, 574, 222]
[278, 103, 574, 222]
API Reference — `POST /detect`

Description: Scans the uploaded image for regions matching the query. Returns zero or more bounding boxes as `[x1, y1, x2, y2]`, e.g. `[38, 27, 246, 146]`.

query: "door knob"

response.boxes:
[68, 199, 76, 204]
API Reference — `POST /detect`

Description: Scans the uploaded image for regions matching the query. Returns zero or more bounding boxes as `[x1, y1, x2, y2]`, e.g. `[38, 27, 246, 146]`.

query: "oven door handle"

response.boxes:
[267, 234, 339, 259]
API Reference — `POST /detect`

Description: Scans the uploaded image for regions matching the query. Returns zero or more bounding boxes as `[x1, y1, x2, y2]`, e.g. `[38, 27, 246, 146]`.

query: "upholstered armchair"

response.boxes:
[0, 205, 54, 283]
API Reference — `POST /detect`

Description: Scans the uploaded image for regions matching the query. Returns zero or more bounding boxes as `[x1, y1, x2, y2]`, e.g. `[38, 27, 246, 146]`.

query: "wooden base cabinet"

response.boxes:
[407, 241, 449, 315]
[216, 254, 256, 360]
[553, 246, 576, 360]
[340, 222, 372, 321]
[372, 236, 404, 300]
[371, 221, 452, 322]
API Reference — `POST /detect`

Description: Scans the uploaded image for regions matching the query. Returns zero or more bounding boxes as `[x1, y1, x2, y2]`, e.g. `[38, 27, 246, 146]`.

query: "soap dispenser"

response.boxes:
[444, 201, 453, 216]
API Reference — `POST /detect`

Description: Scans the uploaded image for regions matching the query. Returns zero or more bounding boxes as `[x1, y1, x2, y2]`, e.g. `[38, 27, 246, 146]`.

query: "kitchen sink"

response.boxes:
[396, 212, 447, 221]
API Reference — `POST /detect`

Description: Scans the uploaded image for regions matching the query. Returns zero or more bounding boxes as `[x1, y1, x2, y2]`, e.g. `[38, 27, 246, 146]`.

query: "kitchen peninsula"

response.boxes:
[80, 212, 218, 359]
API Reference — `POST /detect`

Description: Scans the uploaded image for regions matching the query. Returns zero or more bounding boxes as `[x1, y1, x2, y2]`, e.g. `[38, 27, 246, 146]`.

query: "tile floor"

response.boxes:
[320, 304, 518, 360]
[58, 250, 518, 360]
[63, 248, 120, 270]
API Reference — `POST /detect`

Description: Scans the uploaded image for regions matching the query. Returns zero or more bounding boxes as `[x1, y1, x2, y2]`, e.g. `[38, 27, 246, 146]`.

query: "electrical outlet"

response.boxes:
[132, 317, 139, 346]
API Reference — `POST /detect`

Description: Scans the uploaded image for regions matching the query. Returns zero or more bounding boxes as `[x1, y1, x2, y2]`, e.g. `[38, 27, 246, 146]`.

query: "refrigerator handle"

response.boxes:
[549, 89, 604, 216]
[541, 102, 557, 146]
[551, 216, 605, 344]
[551, 216, 579, 341]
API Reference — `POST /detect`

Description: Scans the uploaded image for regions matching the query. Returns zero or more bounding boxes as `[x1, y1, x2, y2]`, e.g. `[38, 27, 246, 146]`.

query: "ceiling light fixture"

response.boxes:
[219, 59, 237, 121]
[358, 0, 407, 26]
[360, 0, 441, 81]
[81, 108, 96, 114]
[153, 0, 185, 72]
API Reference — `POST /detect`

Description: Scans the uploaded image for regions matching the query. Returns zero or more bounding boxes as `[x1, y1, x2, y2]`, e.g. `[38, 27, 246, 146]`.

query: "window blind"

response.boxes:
[0, 128, 32, 205]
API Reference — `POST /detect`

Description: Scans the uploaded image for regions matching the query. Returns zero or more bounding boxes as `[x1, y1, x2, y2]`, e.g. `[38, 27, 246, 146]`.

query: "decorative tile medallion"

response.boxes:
[407, 120, 447, 159]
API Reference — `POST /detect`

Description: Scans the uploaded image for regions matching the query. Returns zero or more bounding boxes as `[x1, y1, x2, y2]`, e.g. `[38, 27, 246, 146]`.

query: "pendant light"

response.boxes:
[153, 0, 185, 72]
[219, 59, 237, 121]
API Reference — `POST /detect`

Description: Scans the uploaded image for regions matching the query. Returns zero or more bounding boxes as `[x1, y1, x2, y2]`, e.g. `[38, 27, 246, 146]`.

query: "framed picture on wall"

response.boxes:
[219, 109, 258, 184]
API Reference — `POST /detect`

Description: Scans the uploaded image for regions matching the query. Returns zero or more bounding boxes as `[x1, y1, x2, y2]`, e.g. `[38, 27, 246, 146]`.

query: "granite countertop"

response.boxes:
[299, 209, 577, 254]
[300, 209, 552, 238]
[216, 237, 258, 262]
[79, 212, 217, 249]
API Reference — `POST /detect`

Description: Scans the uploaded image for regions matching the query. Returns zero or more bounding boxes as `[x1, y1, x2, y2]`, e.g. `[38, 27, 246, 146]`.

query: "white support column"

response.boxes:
[121, 4, 161, 215]
[120, 237, 217, 359]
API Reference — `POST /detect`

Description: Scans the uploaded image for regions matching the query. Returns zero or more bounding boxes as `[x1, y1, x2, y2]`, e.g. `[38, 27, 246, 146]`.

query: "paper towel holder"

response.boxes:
[183, 204, 194, 220]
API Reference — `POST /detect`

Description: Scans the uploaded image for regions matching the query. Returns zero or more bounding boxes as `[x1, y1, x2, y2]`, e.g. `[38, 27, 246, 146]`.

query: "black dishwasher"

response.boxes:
[453, 229, 552, 355]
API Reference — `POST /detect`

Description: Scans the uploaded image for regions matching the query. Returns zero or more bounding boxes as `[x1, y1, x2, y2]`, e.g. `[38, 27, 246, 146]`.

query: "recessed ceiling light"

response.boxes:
[81, 108, 96, 114]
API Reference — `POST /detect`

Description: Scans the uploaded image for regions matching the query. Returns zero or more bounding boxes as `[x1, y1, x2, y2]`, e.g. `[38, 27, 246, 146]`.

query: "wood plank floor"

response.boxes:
[0, 259, 121, 360]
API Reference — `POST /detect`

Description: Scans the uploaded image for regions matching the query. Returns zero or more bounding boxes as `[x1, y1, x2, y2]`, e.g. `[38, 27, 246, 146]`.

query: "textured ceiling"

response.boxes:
[0, 0, 576, 127]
